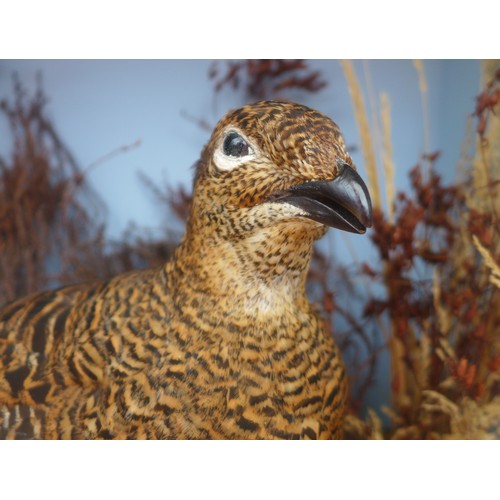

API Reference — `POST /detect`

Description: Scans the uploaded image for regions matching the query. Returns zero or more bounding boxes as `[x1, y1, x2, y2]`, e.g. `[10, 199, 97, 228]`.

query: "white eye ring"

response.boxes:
[213, 129, 256, 171]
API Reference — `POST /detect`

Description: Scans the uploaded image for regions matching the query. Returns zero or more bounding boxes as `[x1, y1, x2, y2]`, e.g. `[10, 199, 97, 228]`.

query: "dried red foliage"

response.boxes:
[474, 68, 500, 140]
[209, 59, 327, 100]
[357, 157, 500, 432]
[0, 80, 178, 307]
[0, 77, 103, 306]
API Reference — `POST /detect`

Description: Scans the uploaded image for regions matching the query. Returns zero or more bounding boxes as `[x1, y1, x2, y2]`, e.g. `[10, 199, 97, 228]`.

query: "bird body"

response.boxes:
[0, 101, 372, 439]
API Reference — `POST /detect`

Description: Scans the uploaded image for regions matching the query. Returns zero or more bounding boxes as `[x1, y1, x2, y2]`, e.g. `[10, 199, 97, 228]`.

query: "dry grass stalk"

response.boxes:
[413, 59, 431, 161]
[362, 61, 383, 177]
[473, 235, 500, 288]
[340, 63, 413, 414]
[432, 269, 451, 335]
[421, 391, 500, 439]
[340, 60, 381, 209]
[413, 60, 428, 94]
[380, 92, 395, 222]
[417, 328, 431, 389]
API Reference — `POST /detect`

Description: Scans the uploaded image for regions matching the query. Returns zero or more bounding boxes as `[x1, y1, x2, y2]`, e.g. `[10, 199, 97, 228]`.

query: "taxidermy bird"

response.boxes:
[0, 101, 372, 439]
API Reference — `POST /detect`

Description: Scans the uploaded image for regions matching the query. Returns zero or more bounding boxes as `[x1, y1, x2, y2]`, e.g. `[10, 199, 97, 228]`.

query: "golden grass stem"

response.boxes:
[340, 60, 381, 209]
[473, 235, 500, 288]
[413, 60, 431, 163]
[380, 92, 395, 222]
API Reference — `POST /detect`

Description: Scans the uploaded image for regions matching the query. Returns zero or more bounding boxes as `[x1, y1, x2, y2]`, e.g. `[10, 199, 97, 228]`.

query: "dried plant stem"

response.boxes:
[477, 62, 500, 230]
[413, 60, 431, 167]
[380, 92, 395, 222]
[340, 60, 381, 209]
[473, 236, 500, 288]
[362, 61, 382, 176]
[62, 139, 142, 208]
[0, 79, 103, 306]
[180, 109, 213, 132]
[384, 260, 409, 411]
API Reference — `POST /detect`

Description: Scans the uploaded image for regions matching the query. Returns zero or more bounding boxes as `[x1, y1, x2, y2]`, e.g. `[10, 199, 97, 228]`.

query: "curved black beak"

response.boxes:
[270, 164, 373, 234]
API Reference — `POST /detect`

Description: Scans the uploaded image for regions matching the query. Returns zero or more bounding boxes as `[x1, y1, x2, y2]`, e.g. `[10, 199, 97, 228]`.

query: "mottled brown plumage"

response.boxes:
[0, 101, 372, 439]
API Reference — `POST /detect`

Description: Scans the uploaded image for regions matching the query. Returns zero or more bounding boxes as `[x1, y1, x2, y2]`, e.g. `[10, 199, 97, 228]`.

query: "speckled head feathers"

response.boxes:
[196, 101, 352, 189]
[190, 101, 371, 240]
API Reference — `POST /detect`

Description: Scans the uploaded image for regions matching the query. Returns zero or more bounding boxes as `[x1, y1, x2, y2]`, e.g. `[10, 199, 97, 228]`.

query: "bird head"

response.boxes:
[190, 101, 372, 242]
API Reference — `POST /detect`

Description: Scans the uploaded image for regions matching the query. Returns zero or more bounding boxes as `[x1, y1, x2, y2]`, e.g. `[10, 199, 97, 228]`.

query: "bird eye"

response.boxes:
[223, 132, 253, 158]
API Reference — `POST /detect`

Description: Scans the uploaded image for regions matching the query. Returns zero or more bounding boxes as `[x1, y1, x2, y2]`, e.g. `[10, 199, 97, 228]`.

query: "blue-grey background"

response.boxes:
[0, 60, 480, 238]
[0, 60, 481, 413]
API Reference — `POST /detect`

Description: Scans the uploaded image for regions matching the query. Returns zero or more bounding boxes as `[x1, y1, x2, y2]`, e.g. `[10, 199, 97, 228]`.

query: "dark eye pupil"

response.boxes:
[223, 132, 250, 157]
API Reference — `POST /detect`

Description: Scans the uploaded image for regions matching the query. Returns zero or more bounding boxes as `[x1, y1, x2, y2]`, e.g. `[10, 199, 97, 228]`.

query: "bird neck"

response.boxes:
[168, 220, 318, 316]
